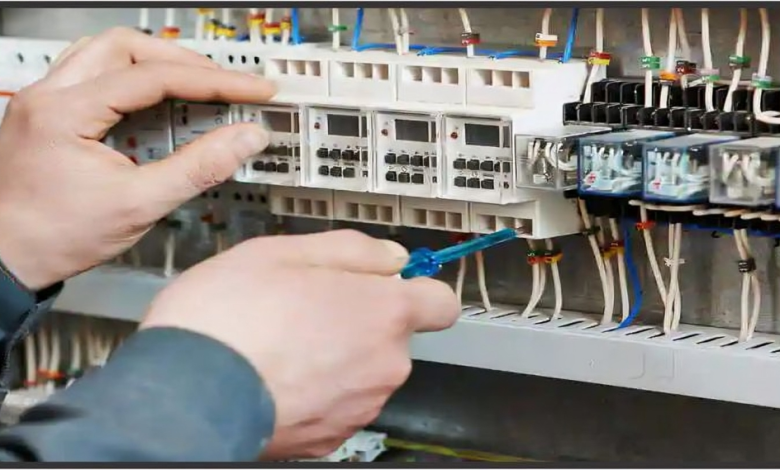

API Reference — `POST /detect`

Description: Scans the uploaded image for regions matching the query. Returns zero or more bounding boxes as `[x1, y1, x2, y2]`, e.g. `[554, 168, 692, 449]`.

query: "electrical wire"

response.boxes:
[248, 8, 261, 43]
[264, 8, 275, 44]
[732, 224, 762, 341]
[723, 8, 748, 113]
[641, 8, 654, 107]
[617, 221, 644, 328]
[539, 8, 553, 60]
[331, 8, 341, 50]
[474, 243, 492, 311]
[455, 257, 467, 303]
[545, 238, 563, 320]
[164, 8, 176, 29]
[281, 8, 292, 45]
[23, 334, 35, 389]
[399, 8, 411, 54]
[291, 8, 302, 45]
[596, 216, 616, 324]
[561, 7, 579, 63]
[195, 9, 206, 40]
[662, 223, 684, 334]
[68, 324, 81, 386]
[582, 8, 603, 104]
[520, 240, 543, 318]
[138, 8, 150, 31]
[388, 8, 403, 55]
[659, 9, 678, 110]
[37, 325, 49, 392]
[46, 320, 61, 395]
[753, 8, 780, 124]
[163, 223, 177, 278]
[458, 8, 475, 58]
[577, 200, 611, 324]
[701, 8, 716, 111]
[609, 218, 630, 321]
[352, 7, 364, 49]
[675, 8, 691, 60]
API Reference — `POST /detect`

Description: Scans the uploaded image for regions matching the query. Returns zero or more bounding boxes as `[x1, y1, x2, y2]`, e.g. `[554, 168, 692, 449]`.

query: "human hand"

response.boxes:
[0, 27, 276, 290]
[140, 229, 460, 460]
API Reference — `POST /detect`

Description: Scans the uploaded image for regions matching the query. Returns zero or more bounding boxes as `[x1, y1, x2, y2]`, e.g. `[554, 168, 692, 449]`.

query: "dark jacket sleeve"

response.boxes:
[0, 327, 277, 462]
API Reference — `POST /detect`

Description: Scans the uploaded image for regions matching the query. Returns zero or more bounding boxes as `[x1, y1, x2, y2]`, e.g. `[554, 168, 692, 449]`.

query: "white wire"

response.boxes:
[46, 321, 61, 395]
[23, 334, 35, 389]
[539, 8, 553, 60]
[723, 9, 748, 113]
[753, 9, 780, 124]
[139, 8, 150, 30]
[195, 9, 205, 40]
[641, 8, 654, 107]
[639, 203, 668, 303]
[595, 217, 615, 324]
[221, 8, 231, 25]
[399, 8, 410, 55]
[520, 240, 543, 318]
[545, 238, 563, 320]
[659, 9, 678, 110]
[662, 223, 683, 333]
[164, 8, 176, 28]
[264, 8, 275, 45]
[163, 226, 176, 278]
[331, 8, 341, 50]
[701, 8, 715, 112]
[675, 8, 690, 60]
[70, 325, 81, 377]
[248, 8, 260, 44]
[388, 9, 404, 55]
[37, 325, 49, 392]
[281, 8, 292, 46]
[458, 8, 475, 58]
[577, 200, 611, 324]
[474, 247, 492, 311]
[734, 229, 762, 341]
[609, 218, 630, 321]
[583, 8, 604, 104]
[455, 257, 467, 304]
[206, 10, 216, 41]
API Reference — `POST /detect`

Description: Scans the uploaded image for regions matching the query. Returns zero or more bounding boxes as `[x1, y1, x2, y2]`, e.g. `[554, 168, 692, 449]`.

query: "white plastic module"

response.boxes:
[171, 101, 231, 150]
[373, 111, 441, 198]
[269, 186, 334, 220]
[303, 106, 372, 192]
[515, 125, 611, 191]
[441, 116, 515, 204]
[400, 197, 471, 232]
[334, 192, 400, 226]
[328, 53, 395, 101]
[469, 189, 580, 238]
[708, 137, 780, 208]
[232, 104, 302, 187]
[106, 102, 173, 164]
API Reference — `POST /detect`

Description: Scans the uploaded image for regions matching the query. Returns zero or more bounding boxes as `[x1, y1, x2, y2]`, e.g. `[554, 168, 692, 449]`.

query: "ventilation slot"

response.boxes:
[696, 335, 725, 345]
[558, 319, 585, 329]
[306, 61, 321, 76]
[720, 340, 739, 348]
[288, 60, 305, 76]
[403, 66, 423, 82]
[624, 326, 654, 336]
[267, 59, 288, 76]
[746, 341, 774, 351]
[471, 69, 530, 88]
[672, 333, 700, 342]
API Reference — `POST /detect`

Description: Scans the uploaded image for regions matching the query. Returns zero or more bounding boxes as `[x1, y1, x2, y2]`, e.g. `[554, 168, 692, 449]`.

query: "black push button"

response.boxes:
[275, 145, 289, 156]
[411, 174, 425, 184]
[431, 157, 438, 168]
[502, 161, 511, 173]
[361, 150, 369, 162]
[276, 162, 290, 173]
[467, 177, 481, 188]
[343, 167, 356, 178]
[423, 156, 431, 167]
[265, 162, 277, 172]
[329, 149, 341, 160]
[330, 166, 342, 177]
[318, 165, 330, 176]
[453, 158, 466, 170]
[386, 171, 398, 182]
[341, 149, 356, 161]
[454, 176, 467, 187]
[384, 153, 397, 164]
[397, 154, 410, 165]
[251, 160, 265, 171]
[316, 147, 329, 158]
[481, 161, 494, 172]
[481, 179, 495, 190]
[398, 172, 411, 184]
[467, 159, 480, 171]
[410, 155, 423, 167]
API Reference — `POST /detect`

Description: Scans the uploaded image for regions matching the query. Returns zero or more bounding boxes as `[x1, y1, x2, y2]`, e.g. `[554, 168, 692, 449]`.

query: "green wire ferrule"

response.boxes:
[640, 56, 661, 70]
[729, 55, 751, 69]
[752, 74, 773, 89]
[327, 24, 348, 32]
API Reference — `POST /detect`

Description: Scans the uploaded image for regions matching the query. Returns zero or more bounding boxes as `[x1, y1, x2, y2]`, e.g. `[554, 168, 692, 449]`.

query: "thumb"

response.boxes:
[137, 122, 269, 216]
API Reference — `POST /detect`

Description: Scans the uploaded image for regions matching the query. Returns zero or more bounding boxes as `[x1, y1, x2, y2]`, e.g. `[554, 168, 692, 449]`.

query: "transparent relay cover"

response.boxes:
[515, 125, 610, 190]
[578, 130, 675, 197]
[709, 137, 780, 207]
[643, 134, 740, 204]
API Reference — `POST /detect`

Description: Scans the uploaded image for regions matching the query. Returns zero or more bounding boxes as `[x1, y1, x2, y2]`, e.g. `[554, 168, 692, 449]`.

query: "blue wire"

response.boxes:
[417, 46, 499, 57]
[561, 8, 579, 63]
[617, 221, 643, 329]
[352, 8, 364, 50]
[355, 43, 427, 52]
[291, 8, 302, 45]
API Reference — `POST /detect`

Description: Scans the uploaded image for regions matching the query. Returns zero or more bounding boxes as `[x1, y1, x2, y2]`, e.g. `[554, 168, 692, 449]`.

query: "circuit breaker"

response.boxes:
[232, 104, 302, 187]
[304, 107, 372, 192]
[441, 116, 515, 204]
[373, 111, 441, 198]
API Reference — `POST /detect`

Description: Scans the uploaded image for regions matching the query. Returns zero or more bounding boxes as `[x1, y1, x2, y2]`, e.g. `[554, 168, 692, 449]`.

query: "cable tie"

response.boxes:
[460, 32, 481, 46]
[752, 73, 773, 89]
[327, 24, 349, 32]
[729, 54, 751, 70]
[663, 257, 686, 267]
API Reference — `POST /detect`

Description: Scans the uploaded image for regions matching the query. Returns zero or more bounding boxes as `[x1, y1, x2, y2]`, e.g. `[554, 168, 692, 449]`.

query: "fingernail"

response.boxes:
[381, 240, 409, 260]
[234, 127, 269, 156]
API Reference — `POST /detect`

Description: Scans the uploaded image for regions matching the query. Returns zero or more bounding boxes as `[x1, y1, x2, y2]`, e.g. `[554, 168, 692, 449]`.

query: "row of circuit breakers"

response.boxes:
[107, 100, 780, 209]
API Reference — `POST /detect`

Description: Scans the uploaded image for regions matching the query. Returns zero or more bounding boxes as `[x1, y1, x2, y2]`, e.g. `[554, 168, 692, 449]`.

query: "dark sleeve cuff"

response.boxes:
[0, 327, 276, 462]
[0, 255, 62, 334]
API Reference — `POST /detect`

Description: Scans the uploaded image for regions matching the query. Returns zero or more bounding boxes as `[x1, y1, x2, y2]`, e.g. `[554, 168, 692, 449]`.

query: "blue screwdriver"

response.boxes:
[399, 228, 521, 279]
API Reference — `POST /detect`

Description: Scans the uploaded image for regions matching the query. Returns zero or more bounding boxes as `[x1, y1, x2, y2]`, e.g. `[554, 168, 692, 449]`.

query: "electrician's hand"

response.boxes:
[140, 229, 460, 460]
[0, 27, 275, 290]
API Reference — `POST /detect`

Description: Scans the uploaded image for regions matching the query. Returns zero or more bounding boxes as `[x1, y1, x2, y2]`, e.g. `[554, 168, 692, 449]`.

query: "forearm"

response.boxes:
[0, 327, 275, 462]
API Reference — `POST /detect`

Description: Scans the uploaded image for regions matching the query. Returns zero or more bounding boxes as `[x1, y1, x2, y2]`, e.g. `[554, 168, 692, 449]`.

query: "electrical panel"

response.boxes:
[107, 102, 173, 165]
[171, 101, 231, 150]
[709, 137, 780, 208]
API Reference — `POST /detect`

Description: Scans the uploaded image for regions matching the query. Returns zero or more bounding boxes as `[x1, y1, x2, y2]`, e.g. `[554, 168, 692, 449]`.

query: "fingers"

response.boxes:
[69, 60, 276, 115]
[44, 27, 218, 89]
[398, 277, 461, 333]
[136, 123, 269, 217]
[253, 230, 410, 276]
[50, 36, 93, 69]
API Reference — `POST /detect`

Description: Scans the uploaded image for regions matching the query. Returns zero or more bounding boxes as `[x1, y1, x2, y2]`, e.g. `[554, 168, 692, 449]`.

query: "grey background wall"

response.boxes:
[4, 6, 780, 462]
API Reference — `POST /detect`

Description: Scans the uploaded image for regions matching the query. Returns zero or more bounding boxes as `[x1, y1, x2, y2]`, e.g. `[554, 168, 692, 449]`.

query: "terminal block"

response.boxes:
[643, 133, 740, 205]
